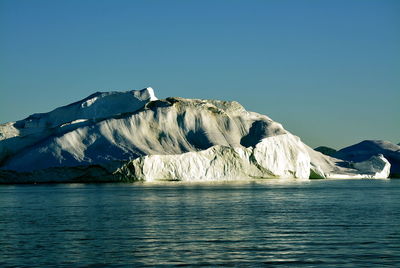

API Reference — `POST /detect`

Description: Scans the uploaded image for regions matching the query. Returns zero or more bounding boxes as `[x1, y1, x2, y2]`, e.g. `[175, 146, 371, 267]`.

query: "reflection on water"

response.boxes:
[0, 180, 399, 267]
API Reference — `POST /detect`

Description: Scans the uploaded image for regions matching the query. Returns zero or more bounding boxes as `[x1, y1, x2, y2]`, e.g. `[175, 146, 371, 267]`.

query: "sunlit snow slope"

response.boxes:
[0, 88, 391, 182]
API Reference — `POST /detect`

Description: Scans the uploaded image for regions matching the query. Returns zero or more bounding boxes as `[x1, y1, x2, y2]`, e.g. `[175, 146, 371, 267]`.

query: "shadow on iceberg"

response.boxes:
[0, 88, 393, 183]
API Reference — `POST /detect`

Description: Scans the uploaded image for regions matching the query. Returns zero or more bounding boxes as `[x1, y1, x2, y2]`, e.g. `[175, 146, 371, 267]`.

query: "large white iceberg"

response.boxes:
[0, 88, 391, 183]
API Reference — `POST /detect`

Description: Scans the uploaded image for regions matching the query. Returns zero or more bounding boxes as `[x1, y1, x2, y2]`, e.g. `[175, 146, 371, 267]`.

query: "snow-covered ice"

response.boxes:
[0, 88, 392, 182]
[334, 140, 399, 177]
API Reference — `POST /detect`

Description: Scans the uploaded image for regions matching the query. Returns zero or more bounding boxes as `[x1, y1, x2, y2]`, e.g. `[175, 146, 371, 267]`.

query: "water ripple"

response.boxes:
[0, 179, 399, 267]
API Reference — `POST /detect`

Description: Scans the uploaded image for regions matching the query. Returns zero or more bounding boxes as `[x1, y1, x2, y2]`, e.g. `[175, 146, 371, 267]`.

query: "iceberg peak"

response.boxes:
[144, 87, 157, 101]
[0, 87, 158, 165]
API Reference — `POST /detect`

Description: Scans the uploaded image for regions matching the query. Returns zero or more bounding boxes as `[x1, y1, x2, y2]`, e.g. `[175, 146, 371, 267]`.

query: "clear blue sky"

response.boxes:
[1, 0, 399, 148]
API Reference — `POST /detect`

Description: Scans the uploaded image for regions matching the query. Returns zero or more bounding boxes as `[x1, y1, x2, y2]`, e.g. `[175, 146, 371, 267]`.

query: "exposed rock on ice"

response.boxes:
[0, 88, 392, 183]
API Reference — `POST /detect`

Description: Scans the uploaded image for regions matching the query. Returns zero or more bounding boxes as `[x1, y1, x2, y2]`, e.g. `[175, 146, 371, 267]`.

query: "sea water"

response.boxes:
[0, 179, 399, 267]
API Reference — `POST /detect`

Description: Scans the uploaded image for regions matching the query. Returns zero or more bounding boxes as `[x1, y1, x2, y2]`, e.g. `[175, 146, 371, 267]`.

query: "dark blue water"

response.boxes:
[0, 180, 399, 267]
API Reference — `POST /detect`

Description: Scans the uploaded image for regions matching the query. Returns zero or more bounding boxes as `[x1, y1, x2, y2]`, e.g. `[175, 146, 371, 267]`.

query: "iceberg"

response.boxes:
[115, 134, 311, 182]
[307, 146, 390, 179]
[333, 140, 400, 178]
[0, 88, 156, 165]
[0, 88, 391, 183]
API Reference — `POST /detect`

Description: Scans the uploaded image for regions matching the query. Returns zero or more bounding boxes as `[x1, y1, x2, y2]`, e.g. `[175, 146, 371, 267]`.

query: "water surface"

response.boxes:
[0, 179, 399, 267]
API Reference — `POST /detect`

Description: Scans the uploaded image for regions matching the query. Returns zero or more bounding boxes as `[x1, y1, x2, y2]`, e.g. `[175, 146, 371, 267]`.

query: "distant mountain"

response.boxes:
[314, 146, 337, 157]
[0, 88, 391, 183]
[334, 140, 400, 178]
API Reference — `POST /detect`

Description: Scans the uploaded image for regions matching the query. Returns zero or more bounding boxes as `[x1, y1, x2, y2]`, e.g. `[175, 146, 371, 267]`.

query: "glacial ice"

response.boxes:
[0, 88, 156, 164]
[334, 140, 400, 177]
[115, 134, 311, 182]
[307, 146, 390, 179]
[0, 88, 392, 183]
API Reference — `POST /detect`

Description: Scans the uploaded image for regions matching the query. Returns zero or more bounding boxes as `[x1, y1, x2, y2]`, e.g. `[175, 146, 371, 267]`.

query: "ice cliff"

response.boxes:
[0, 87, 391, 183]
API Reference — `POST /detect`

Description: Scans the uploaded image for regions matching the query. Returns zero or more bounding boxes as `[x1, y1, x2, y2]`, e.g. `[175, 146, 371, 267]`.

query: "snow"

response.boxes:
[0, 87, 156, 164]
[353, 155, 391, 178]
[334, 140, 400, 177]
[1, 97, 286, 172]
[306, 145, 391, 179]
[0, 88, 393, 182]
[115, 134, 311, 181]
[144, 87, 157, 101]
